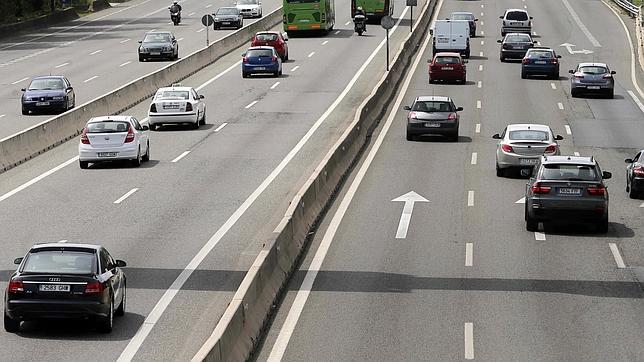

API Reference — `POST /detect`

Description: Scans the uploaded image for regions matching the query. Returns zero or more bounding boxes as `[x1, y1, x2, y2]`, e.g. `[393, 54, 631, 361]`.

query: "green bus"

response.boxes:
[283, 0, 335, 34]
[351, 0, 393, 21]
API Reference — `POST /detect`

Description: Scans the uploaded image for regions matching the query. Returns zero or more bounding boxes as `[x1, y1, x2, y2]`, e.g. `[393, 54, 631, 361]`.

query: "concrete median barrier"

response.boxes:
[0, 8, 283, 173]
[192, 1, 437, 361]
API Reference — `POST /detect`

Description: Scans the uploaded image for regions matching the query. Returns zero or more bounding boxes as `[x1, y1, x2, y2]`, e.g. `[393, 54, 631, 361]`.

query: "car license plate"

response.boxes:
[255, 67, 266, 70]
[519, 158, 538, 165]
[442, 67, 453, 70]
[535, 60, 547, 64]
[438, 38, 449, 43]
[98, 152, 118, 157]
[558, 188, 581, 195]
[163, 103, 180, 109]
[587, 86, 600, 90]
[39, 284, 70, 292]
[150, 52, 160, 55]
[424, 122, 440, 128]
[36, 102, 50, 106]
[222, 22, 230, 25]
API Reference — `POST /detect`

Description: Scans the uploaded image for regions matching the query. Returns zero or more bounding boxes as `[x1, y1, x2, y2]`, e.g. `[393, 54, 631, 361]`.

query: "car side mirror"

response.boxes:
[138, 40, 142, 43]
[520, 169, 532, 177]
[463, 60, 468, 63]
[497, 39, 502, 43]
[625, 158, 634, 163]
[21, 88, 26, 92]
[115, 260, 127, 268]
[427, 59, 431, 63]
[533, 41, 537, 44]
[492, 133, 501, 139]
[475, 18, 479, 21]
[499, 15, 504, 19]
[403, 105, 411, 110]
[445, 17, 449, 20]
[242, 53, 246, 57]
[602, 171, 612, 180]
[66, 86, 73, 91]
[456, 106, 463, 111]
[14, 257, 23, 265]
[554, 135, 563, 140]
[199, 95, 205, 99]
[611, 70, 616, 75]
[556, 55, 562, 58]
[530, 16, 533, 19]
[568, 69, 574, 74]
[142, 125, 149, 130]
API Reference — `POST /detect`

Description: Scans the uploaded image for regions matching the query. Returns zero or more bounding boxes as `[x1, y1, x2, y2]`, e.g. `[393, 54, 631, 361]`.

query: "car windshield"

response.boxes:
[527, 50, 553, 58]
[412, 101, 453, 112]
[506, 34, 531, 42]
[451, 14, 472, 20]
[509, 130, 549, 141]
[28, 78, 64, 90]
[158, 90, 190, 99]
[541, 164, 598, 181]
[506, 11, 528, 21]
[217, 8, 238, 14]
[87, 121, 130, 133]
[256, 33, 278, 42]
[143, 33, 171, 43]
[435, 56, 460, 64]
[238, 0, 258, 4]
[22, 250, 96, 274]
[579, 66, 608, 75]
[247, 49, 274, 57]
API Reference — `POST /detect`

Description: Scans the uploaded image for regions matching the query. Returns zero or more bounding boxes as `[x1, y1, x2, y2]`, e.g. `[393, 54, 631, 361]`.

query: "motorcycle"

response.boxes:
[169, 8, 181, 25]
[353, 14, 366, 36]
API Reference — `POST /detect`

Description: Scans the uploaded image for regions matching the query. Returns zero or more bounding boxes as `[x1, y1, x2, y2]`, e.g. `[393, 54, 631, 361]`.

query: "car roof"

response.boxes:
[506, 124, 550, 132]
[541, 155, 596, 165]
[248, 46, 275, 50]
[578, 62, 608, 67]
[33, 75, 65, 80]
[30, 243, 101, 251]
[451, 11, 473, 15]
[87, 115, 131, 123]
[416, 96, 451, 102]
[218, 7, 238, 10]
[527, 47, 554, 52]
[157, 86, 194, 92]
[435, 52, 461, 57]
[145, 31, 172, 35]
[505, 8, 528, 13]
[256, 31, 280, 35]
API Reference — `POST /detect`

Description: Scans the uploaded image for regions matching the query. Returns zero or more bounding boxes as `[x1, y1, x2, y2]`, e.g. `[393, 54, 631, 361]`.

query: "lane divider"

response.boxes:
[464, 322, 474, 360]
[534, 231, 546, 241]
[171, 151, 191, 163]
[557, 102, 564, 110]
[467, 190, 475, 206]
[471, 152, 477, 165]
[245, 100, 258, 109]
[465, 243, 473, 266]
[565, 125, 572, 135]
[114, 188, 138, 204]
[608, 243, 626, 268]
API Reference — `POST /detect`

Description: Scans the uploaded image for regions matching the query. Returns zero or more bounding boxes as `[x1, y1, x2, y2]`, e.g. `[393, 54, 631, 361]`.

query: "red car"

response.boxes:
[428, 52, 467, 83]
[250, 31, 289, 61]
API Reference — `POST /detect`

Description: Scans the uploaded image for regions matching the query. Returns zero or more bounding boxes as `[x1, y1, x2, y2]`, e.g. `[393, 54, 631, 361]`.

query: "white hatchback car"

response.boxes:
[147, 85, 206, 130]
[235, 0, 262, 18]
[492, 124, 563, 177]
[78, 116, 150, 169]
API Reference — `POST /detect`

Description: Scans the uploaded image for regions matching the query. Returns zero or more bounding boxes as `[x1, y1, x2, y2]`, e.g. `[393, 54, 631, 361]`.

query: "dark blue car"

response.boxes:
[21, 76, 75, 115]
[521, 47, 561, 79]
[241, 46, 282, 78]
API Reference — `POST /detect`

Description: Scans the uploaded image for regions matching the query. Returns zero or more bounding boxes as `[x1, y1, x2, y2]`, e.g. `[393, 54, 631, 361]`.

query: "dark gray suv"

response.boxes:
[525, 156, 611, 233]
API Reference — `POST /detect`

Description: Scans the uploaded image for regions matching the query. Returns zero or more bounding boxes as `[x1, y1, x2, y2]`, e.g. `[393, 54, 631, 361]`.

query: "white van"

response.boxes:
[431, 20, 470, 58]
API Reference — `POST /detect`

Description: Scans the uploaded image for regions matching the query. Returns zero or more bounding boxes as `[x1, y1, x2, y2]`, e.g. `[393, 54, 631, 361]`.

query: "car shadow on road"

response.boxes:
[84, 160, 160, 169]
[542, 221, 634, 238]
[13, 312, 145, 340]
[412, 135, 472, 143]
[468, 55, 488, 60]
[154, 123, 215, 132]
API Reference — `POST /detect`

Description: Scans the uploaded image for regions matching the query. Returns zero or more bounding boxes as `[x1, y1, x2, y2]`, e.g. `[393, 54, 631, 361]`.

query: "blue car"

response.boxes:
[21, 76, 75, 115]
[242, 46, 282, 78]
[521, 47, 560, 80]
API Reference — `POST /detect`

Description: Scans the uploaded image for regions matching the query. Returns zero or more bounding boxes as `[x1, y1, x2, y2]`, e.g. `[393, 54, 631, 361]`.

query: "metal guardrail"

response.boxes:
[613, 0, 640, 17]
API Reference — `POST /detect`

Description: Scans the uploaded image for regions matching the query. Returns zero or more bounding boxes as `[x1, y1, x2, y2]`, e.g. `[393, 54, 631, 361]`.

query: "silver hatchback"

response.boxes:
[493, 124, 563, 177]
[569, 62, 616, 98]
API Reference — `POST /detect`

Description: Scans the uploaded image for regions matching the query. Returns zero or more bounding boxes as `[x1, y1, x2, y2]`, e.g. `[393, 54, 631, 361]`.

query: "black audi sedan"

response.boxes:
[4, 243, 126, 333]
[21, 75, 75, 115]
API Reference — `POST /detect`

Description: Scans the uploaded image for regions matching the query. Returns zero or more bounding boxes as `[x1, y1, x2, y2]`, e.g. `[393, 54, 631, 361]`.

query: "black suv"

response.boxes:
[525, 156, 611, 233]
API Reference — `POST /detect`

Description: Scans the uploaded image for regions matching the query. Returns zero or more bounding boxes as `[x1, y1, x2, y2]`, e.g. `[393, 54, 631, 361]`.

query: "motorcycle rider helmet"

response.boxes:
[173, 1, 178, 4]
[357, 6, 363, 10]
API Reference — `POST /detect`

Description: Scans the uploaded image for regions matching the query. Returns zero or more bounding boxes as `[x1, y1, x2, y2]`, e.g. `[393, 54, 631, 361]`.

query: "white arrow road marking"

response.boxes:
[608, 243, 626, 268]
[392, 191, 429, 239]
[560, 42, 594, 55]
[515, 197, 525, 204]
[562, 0, 601, 47]
[465, 322, 474, 359]
[465, 243, 473, 266]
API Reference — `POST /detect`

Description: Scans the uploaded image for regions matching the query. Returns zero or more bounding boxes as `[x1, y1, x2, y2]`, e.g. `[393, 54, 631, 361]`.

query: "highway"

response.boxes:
[256, 0, 644, 360]
[0, 0, 427, 361]
[0, 0, 281, 140]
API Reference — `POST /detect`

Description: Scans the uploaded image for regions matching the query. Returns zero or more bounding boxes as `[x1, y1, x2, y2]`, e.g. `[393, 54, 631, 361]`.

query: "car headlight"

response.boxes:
[52, 96, 64, 100]
[214, 17, 219, 21]
[24, 97, 33, 101]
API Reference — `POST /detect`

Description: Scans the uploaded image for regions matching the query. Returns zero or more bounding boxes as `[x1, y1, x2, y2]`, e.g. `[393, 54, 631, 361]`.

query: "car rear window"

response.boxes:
[23, 251, 96, 274]
[509, 130, 548, 141]
[506, 11, 528, 21]
[158, 90, 190, 99]
[579, 66, 607, 75]
[87, 121, 130, 133]
[28, 78, 64, 90]
[256, 33, 278, 42]
[247, 49, 274, 57]
[527, 50, 553, 58]
[506, 34, 531, 42]
[412, 101, 453, 112]
[144, 33, 171, 43]
[435, 56, 461, 64]
[541, 164, 598, 181]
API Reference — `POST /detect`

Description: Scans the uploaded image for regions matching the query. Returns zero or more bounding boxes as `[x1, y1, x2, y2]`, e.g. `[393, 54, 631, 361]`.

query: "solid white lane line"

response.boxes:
[479, 51, 483, 57]
[467, 191, 475, 206]
[55, 62, 69, 68]
[114, 188, 138, 204]
[120, 38, 131, 43]
[345, 20, 351, 25]
[291, 65, 300, 71]
[245, 100, 258, 109]
[565, 125, 572, 135]
[562, 0, 601, 47]
[465, 323, 474, 360]
[535, 232, 546, 241]
[171, 151, 190, 163]
[551, 82, 557, 90]
[0, 157, 79, 203]
[476, 100, 481, 109]
[322, 40, 329, 45]
[475, 123, 481, 133]
[471, 152, 477, 165]
[481, 12, 483, 16]
[477, 81, 482, 88]
[119, 61, 132, 67]
[11, 77, 28, 85]
[308, 51, 315, 58]
[465, 243, 473, 266]
[270, 81, 280, 89]
[574, 151, 580, 156]
[206, 4, 212, 8]
[84, 76, 98, 83]
[515, 197, 525, 204]
[214, 123, 228, 132]
[265, 4, 426, 360]
[334, 30, 341, 34]
[627, 90, 644, 114]
[478, 64, 483, 71]
[197, 28, 205, 33]
[608, 243, 626, 268]
[188, 11, 196, 16]
[90, 49, 103, 55]
[558, 102, 564, 110]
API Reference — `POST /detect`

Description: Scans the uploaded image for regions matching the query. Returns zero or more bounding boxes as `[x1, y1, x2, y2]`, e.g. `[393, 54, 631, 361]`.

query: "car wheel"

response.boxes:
[406, 132, 414, 141]
[142, 142, 150, 162]
[200, 111, 207, 125]
[597, 215, 609, 233]
[79, 160, 89, 169]
[521, 71, 527, 79]
[284, 51, 288, 61]
[174, 52, 179, 60]
[500, 55, 505, 62]
[98, 298, 114, 333]
[429, 77, 433, 84]
[526, 215, 538, 232]
[607, 89, 614, 99]
[629, 183, 638, 199]
[115, 282, 126, 317]
[22, 107, 28, 115]
[551, 72, 559, 80]
[432, 46, 437, 56]
[496, 164, 504, 177]
[242, 72, 249, 78]
[461, 76, 466, 83]
[192, 118, 200, 129]
[149, 123, 157, 131]
[214, 24, 219, 30]
[139, 55, 145, 62]
[4, 313, 20, 333]
[571, 89, 578, 98]
[132, 148, 141, 167]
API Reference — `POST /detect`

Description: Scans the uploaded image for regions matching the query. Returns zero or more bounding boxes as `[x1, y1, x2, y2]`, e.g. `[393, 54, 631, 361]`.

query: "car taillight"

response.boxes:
[503, 20, 506, 26]
[501, 144, 514, 153]
[602, 74, 613, 79]
[522, 58, 529, 64]
[84, 281, 105, 294]
[587, 186, 606, 196]
[81, 127, 90, 144]
[550, 59, 558, 64]
[502, 44, 509, 49]
[409, 112, 417, 119]
[8, 280, 24, 294]
[544, 145, 557, 154]
[186, 103, 193, 112]
[447, 113, 457, 120]
[150, 103, 157, 112]
[633, 167, 644, 177]
[272, 55, 278, 62]
[531, 183, 551, 194]
[575, 74, 584, 79]
[242, 56, 248, 63]
[124, 126, 135, 143]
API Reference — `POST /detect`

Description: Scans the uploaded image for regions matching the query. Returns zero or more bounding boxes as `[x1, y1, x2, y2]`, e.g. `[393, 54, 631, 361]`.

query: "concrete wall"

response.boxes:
[0, 8, 283, 173]
[191, 1, 438, 361]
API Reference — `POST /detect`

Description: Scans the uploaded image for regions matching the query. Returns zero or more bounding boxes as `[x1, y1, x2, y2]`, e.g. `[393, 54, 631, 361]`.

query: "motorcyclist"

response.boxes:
[353, 6, 367, 33]
[169, 1, 182, 23]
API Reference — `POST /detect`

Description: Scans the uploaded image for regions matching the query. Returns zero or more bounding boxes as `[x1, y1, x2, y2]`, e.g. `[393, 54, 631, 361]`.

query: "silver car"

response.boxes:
[569, 62, 616, 98]
[404, 96, 463, 142]
[235, 0, 262, 18]
[147, 85, 206, 130]
[493, 124, 563, 177]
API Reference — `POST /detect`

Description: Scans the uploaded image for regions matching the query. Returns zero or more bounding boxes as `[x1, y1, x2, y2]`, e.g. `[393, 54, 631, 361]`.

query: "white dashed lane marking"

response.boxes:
[120, 38, 131, 43]
[322, 40, 328, 45]
[245, 100, 258, 109]
[471, 152, 477, 165]
[114, 188, 138, 204]
[551, 83, 557, 90]
[270, 81, 280, 89]
[558, 102, 564, 110]
[475, 123, 481, 133]
[479, 64, 483, 71]
[476, 100, 481, 109]
[467, 191, 475, 206]
[84, 76, 98, 83]
[465, 323, 474, 360]
[119, 61, 131, 67]
[214, 123, 228, 132]
[197, 28, 205, 33]
[291, 65, 300, 71]
[477, 81, 482, 88]
[565, 125, 572, 135]
[574, 151, 580, 156]
[55, 62, 69, 68]
[11, 77, 28, 85]
[171, 151, 190, 163]
[308, 52, 315, 58]
[609, 243, 626, 268]
[465, 243, 473, 266]
[90, 49, 103, 55]
[535, 232, 546, 241]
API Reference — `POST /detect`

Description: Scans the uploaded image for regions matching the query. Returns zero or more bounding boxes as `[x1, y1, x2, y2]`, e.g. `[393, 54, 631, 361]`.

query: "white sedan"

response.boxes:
[147, 85, 206, 130]
[235, 0, 262, 18]
[78, 116, 150, 169]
